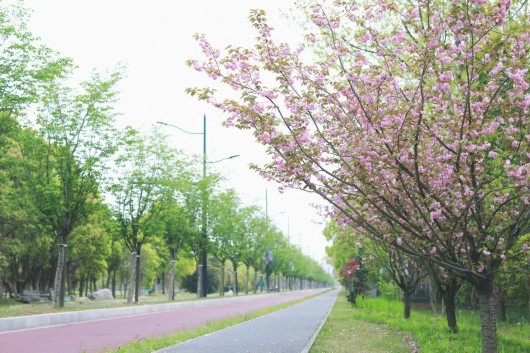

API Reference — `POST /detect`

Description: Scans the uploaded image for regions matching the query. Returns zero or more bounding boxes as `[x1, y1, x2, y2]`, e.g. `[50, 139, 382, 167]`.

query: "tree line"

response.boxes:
[0, 2, 333, 308]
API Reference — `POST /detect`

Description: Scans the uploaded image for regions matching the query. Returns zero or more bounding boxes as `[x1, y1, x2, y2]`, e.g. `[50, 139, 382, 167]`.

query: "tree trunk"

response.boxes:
[196, 263, 202, 298]
[246, 265, 250, 295]
[444, 291, 458, 333]
[220, 261, 225, 296]
[111, 270, 116, 299]
[4, 280, 15, 298]
[430, 282, 439, 317]
[168, 249, 177, 300]
[233, 264, 238, 296]
[168, 260, 176, 301]
[439, 278, 460, 333]
[266, 265, 270, 293]
[127, 252, 136, 304]
[527, 282, 530, 315]
[522, 281, 530, 317]
[494, 286, 506, 322]
[476, 280, 498, 353]
[53, 243, 67, 308]
[79, 277, 84, 297]
[134, 248, 141, 303]
[0, 273, 4, 299]
[65, 262, 71, 297]
[106, 270, 111, 289]
[253, 268, 258, 294]
[403, 292, 411, 319]
[60, 246, 68, 306]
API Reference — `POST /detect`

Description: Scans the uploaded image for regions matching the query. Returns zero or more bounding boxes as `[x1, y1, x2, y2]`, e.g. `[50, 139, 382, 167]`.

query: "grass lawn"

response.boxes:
[313, 292, 530, 353]
[310, 293, 413, 353]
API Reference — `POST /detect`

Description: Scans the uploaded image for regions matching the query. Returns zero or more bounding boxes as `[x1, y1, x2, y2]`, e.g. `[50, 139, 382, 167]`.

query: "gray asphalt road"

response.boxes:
[156, 289, 339, 353]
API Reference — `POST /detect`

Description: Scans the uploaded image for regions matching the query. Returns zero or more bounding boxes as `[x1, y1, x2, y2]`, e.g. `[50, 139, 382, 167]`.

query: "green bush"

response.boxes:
[377, 277, 399, 300]
[181, 268, 220, 294]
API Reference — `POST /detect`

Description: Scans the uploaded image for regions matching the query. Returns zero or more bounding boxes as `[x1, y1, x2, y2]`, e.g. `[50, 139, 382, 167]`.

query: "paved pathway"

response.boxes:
[156, 289, 339, 353]
[0, 289, 328, 353]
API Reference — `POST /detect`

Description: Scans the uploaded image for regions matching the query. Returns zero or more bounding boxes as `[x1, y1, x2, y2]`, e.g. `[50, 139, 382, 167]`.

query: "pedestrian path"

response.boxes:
[156, 289, 339, 353]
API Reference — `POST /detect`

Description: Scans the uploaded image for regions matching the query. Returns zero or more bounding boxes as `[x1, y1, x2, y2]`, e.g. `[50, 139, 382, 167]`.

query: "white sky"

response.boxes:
[20, 0, 330, 266]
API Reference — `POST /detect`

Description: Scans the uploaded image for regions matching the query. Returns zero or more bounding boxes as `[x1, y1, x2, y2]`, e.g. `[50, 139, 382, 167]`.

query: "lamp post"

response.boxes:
[157, 115, 238, 297]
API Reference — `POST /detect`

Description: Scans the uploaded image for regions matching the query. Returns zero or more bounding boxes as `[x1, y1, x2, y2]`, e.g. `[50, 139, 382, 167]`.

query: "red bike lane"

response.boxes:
[0, 290, 324, 353]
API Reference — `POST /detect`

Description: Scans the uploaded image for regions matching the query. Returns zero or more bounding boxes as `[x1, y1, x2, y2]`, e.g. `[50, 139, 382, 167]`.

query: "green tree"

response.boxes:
[105, 239, 124, 298]
[108, 126, 181, 303]
[0, 1, 70, 300]
[0, 1, 70, 117]
[422, 259, 462, 333]
[31, 68, 122, 307]
[0, 126, 53, 297]
[182, 173, 219, 296]
[209, 189, 240, 296]
[324, 221, 359, 275]
[69, 214, 112, 297]
[139, 244, 161, 292]
[156, 201, 197, 300]
[226, 205, 256, 295]
[373, 242, 426, 320]
[240, 206, 265, 294]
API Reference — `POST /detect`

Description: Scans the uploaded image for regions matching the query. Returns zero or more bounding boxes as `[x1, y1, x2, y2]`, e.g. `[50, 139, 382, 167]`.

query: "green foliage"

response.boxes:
[29, 65, 122, 306]
[0, 124, 54, 294]
[181, 267, 219, 294]
[0, 1, 71, 116]
[352, 296, 530, 353]
[174, 256, 196, 283]
[377, 276, 399, 300]
[209, 189, 244, 264]
[69, 219, 112, 282]
[139, 244, 161, 289]
[324, 221, 359, 272]
[108, 126, 171, 246]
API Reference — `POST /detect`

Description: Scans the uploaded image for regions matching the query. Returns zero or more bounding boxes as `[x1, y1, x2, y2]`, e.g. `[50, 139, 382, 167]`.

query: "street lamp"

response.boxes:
[207, 155, 240, 164]
[157, 115, 238, 297]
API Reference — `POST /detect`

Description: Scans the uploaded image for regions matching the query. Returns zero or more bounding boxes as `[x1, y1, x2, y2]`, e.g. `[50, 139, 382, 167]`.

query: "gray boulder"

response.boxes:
[87, 288, 113, 300]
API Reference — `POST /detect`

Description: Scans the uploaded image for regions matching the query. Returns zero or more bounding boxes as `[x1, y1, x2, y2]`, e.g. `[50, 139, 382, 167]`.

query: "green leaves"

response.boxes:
[0, 1, 71, 116]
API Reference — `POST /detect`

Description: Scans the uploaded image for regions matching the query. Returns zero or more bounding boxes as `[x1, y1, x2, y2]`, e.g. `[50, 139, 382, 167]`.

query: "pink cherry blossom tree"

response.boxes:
[188, 1, 530, 352]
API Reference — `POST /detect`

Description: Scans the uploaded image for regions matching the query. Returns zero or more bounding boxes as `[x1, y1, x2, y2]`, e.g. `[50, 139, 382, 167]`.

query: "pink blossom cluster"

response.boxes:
[189, 1, 530, 282]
